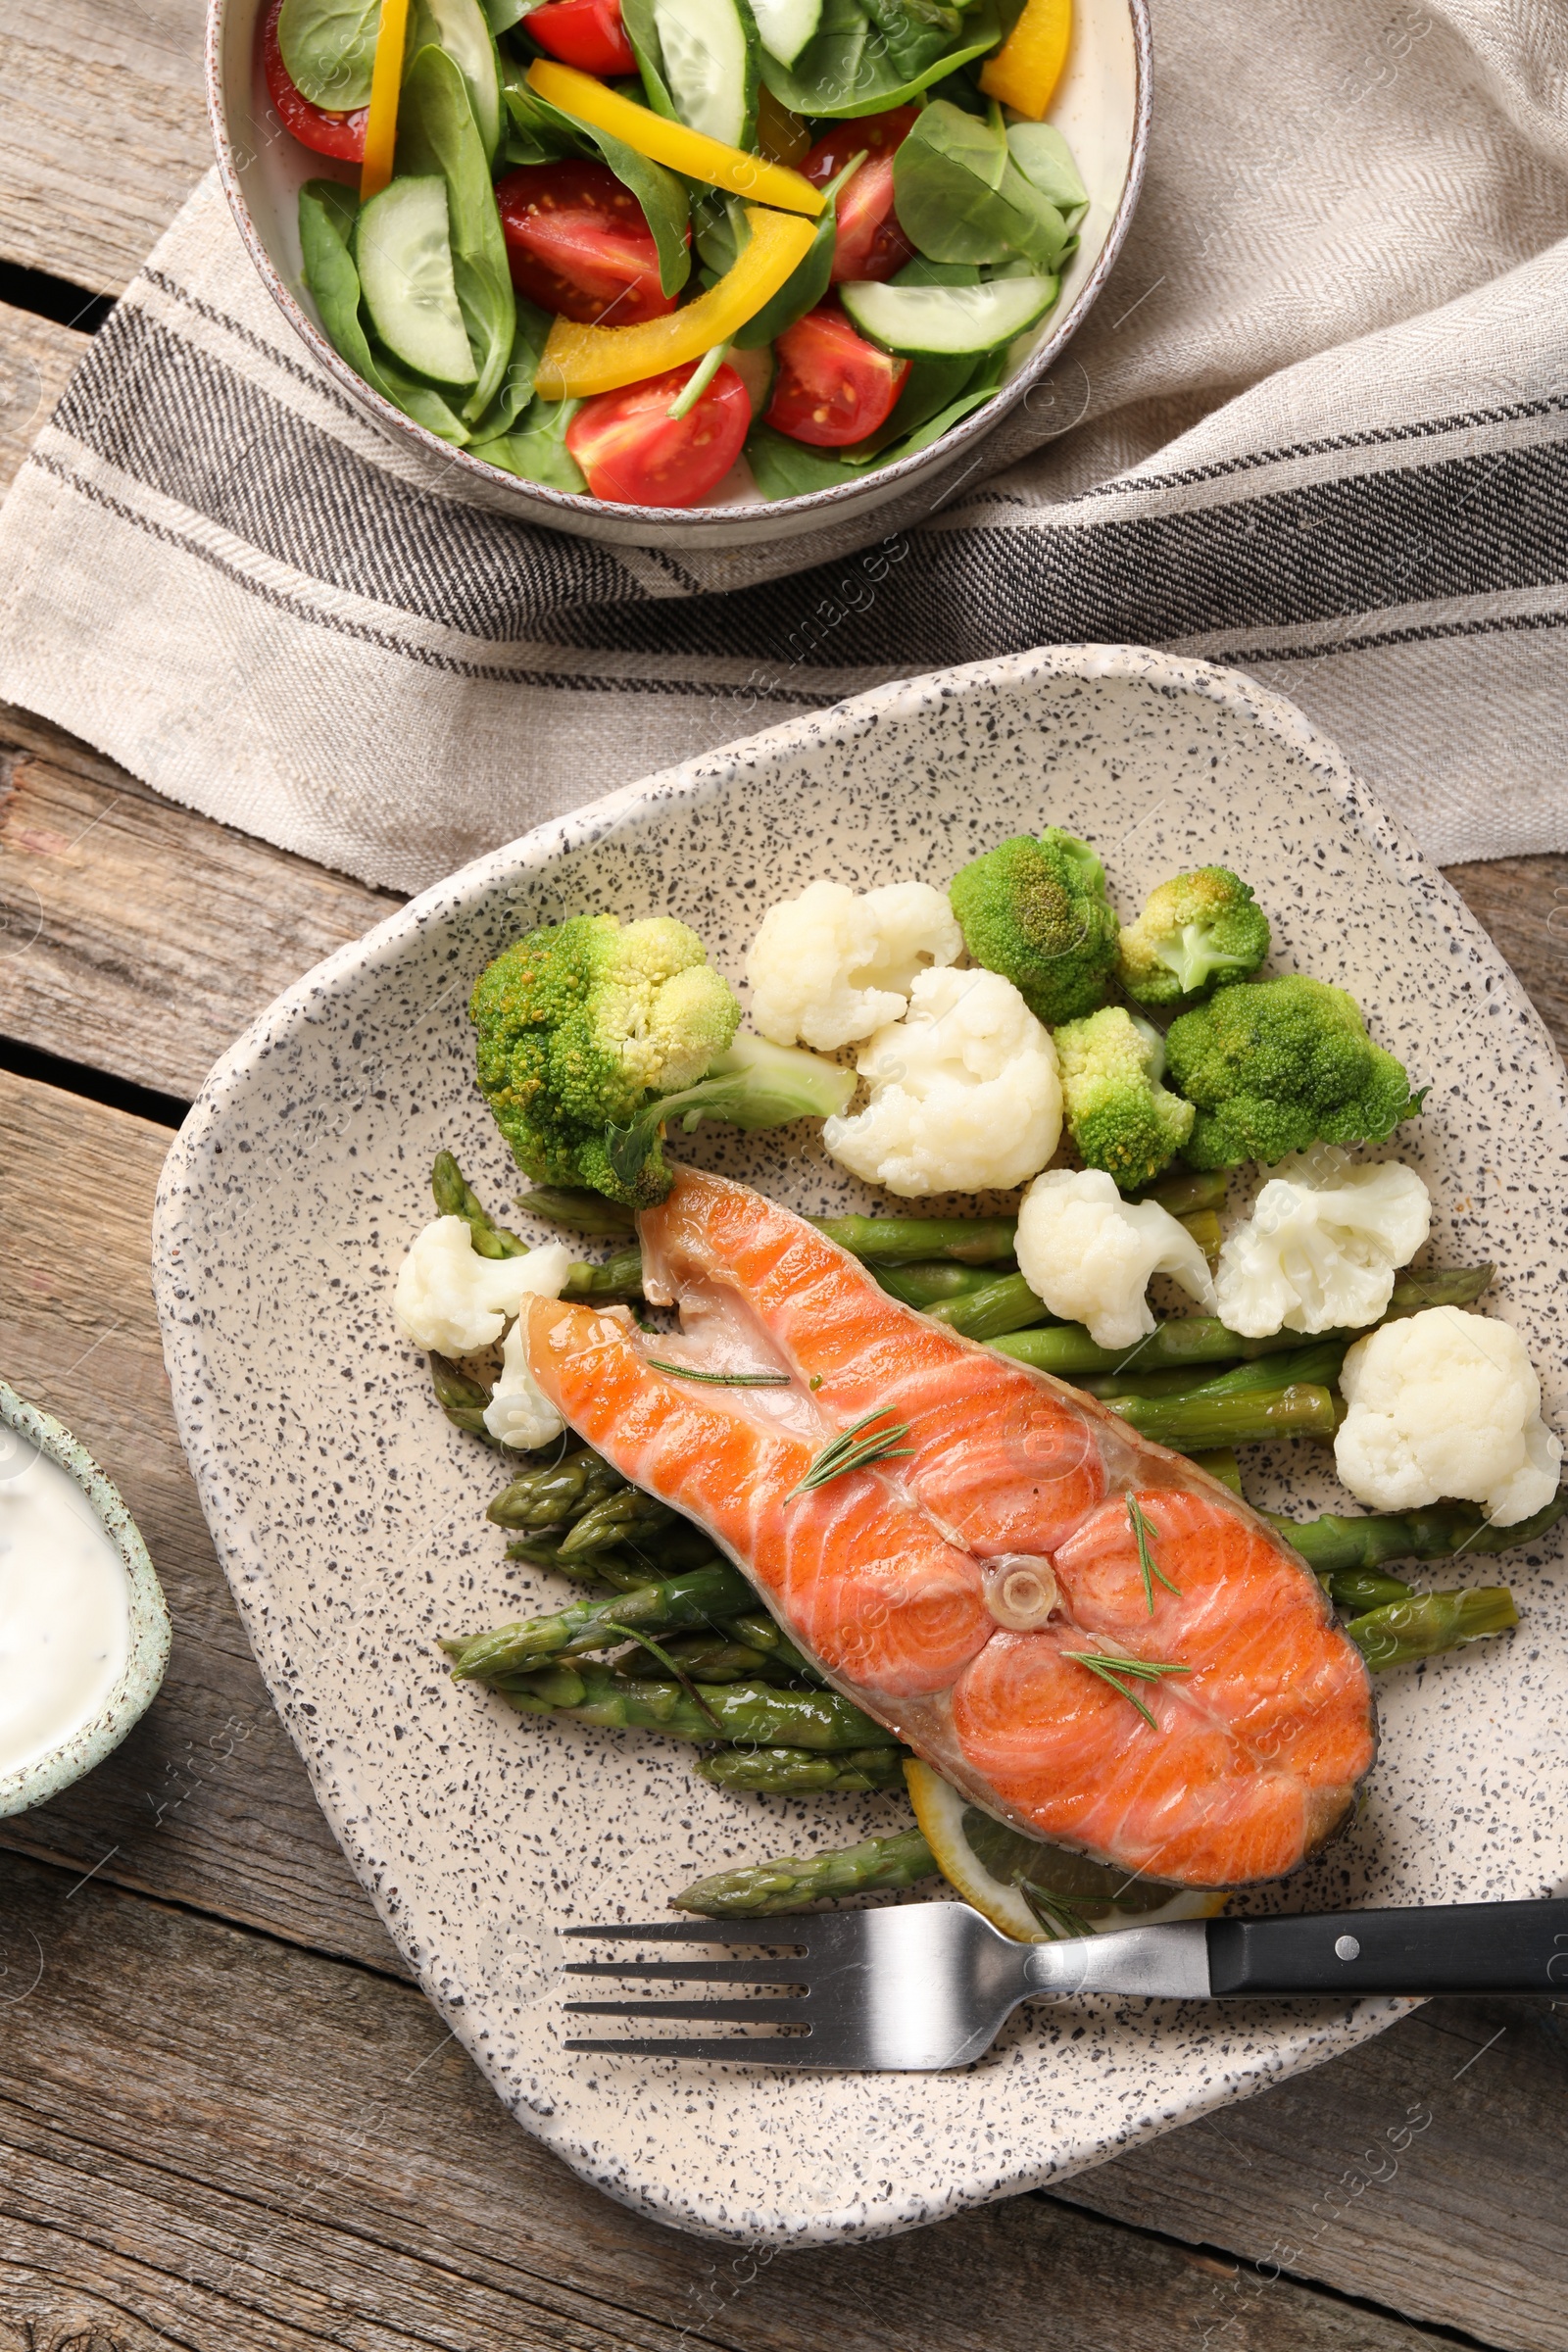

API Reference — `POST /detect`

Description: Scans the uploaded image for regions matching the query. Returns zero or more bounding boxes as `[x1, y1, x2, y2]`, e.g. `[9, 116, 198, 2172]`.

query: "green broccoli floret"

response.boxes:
[1054, 1006, 1196, 1191]
[1163, 975, 1423, 1169]
[1117, 865, 1271, 1006]
[948, 828, 1118, 1025]
[470, 914, 853, 1207]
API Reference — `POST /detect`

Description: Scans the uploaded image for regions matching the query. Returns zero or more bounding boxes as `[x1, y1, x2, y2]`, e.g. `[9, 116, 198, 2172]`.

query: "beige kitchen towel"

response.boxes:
[1, 0, 1566, 892]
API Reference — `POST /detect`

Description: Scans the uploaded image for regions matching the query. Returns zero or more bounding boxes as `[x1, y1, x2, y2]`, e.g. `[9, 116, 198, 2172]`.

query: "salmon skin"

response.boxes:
[524, 1168, 1376, 1889]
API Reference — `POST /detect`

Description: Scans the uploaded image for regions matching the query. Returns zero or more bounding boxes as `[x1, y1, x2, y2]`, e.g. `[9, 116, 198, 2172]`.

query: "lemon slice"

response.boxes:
[906, 1760, 1226, 1942]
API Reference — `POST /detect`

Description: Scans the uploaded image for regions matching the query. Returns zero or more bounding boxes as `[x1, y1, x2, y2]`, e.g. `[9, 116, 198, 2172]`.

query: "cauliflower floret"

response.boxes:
[1336, 1304, 1562, 1525]
[1015, 1168, 1217, 1349]
[822, 966, 1061, 1196]
[483, 1313, 567, 1449]
[392, 1218, 573, 1355]
[1214, 1153, 1431, 1338]
[746, 880, 962, 1053]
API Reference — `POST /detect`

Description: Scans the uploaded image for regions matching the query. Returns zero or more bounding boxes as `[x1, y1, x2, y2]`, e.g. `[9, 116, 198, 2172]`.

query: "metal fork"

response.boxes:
[564, 1896, 1568, 2070]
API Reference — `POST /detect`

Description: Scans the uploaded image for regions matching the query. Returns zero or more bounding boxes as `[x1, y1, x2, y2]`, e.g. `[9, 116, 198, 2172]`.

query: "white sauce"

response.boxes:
[0, 1446, 131, 1776]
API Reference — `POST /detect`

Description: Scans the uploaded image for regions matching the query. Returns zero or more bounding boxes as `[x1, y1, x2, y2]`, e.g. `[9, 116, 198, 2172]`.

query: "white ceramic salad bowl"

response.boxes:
[152, 645, 1568, 2243]
[206, 0, 1151, 549]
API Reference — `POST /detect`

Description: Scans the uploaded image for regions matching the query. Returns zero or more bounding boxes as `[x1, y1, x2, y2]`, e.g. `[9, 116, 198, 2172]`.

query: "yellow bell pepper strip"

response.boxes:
[527, 60, 823, 217]
[359, 0, 412, 202]
[979, 0, 1072, 119]
[534, 208, 816, 398]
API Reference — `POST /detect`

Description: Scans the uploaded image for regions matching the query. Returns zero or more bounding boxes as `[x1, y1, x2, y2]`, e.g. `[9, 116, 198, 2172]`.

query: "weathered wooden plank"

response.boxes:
[0, 1066, 404, 1976]
[0, 0, 210, 295]
[0, 705, 398, 1102]
[0, 1847, 1454, 2352]
[1059, 1993, 1568, 2352]
[0, 303, 87, 493]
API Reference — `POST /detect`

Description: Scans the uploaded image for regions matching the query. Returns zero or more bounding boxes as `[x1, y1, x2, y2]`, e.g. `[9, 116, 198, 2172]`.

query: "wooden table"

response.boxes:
[3, 10, 1567, 2347]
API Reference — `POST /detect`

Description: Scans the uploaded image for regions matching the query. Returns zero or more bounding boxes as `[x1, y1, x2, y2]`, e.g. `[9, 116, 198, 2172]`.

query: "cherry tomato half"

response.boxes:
[566, 363, 752, 507]
[261, 0, 368, 162]
[802, 107, 917, 284]
[763, 305, 909, 448]
[526, 0, 638, 76]
[496, 162, 678, 325]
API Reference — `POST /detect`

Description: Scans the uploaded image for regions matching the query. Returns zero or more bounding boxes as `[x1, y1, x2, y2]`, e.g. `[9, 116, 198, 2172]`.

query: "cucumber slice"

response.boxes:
[726, 342, 775, 418]
[840, 273, 1059, 358]
[354, 176, 477, 385]
[411, 0, 504, 162]
[651, 0, 758, 149]
[750, 0, 820, 68]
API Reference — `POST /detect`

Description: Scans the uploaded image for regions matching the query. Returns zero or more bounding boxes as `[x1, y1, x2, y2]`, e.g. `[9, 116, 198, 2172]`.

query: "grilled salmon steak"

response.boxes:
[524, 1168, 1376, 1888]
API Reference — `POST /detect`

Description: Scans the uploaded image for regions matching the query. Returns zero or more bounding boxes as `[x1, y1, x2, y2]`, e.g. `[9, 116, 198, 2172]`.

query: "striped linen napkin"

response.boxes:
[1, 0, 1566, 894]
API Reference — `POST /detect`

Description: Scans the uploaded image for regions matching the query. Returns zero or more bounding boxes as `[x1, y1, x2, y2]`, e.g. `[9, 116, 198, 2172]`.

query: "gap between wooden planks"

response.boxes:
[0, 1843, 1517, 2352]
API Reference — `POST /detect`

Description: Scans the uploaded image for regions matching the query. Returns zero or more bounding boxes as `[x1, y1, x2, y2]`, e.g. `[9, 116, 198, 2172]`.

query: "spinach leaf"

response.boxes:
[760, 0, 1000, 120]
[298, 178, 471, 443]
[470, 297, 552, 436]
[1006, 121, 1089, 222]
[277, 0, 379, 110]
[501, 66, 590, 160]
[857, 0, 962, 82]
[472, 398, 588, 489]
[894, 99, 1069, 270]
[397, 43, 516, 420]
[847, 349, 976, 451]
[692, 189, 751, 278]
[731, 146, 861, 348]
[745, 423, 868, 498]
[590, 126, 692, 294]
[619, 0, 681, 119]
[893, 255, 982, 285]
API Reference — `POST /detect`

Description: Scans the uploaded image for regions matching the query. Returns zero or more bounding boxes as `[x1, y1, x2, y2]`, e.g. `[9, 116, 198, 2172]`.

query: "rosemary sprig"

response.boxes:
[644, 1358, 791, 1389]
[789, 1408, 913, 1498]
[1062, 1647, 1191, 1731]
[1127, 1494, 1181, 1616]
[1021, 1882, 1098, 1941]
[601, 1619, 726, 1734]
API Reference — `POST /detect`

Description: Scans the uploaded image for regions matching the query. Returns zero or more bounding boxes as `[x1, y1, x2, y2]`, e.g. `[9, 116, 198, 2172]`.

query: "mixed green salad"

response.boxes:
[389, 827, 1566, 1932]
[264, 0, 1088, 505]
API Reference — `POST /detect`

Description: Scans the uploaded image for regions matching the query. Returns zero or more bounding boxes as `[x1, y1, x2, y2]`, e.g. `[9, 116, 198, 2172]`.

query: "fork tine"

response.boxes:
[564, 1997, 807, 2023]
[564, 2035, 816, 2064]
[563, 1957, 807, 1983]
[564, 1920, 810, 1944]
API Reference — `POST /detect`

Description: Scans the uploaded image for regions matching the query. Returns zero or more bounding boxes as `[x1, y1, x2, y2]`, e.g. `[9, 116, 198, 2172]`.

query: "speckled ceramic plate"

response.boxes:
[152, 646, 1568, 2246]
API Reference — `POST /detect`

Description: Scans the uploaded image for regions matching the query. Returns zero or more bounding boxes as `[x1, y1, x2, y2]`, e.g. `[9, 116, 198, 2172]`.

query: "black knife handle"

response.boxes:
[1207, 1899, 1568, 1997]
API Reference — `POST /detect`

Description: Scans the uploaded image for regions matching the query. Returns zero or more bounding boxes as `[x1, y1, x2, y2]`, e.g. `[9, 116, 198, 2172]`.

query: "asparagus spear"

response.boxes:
[1178, 1208, 1222, 1262]
[628, 1634, 808, 1687]
[1265, 1492, 1565, 1577]
[517, 1185, 637, 1238]
[431, 1151, 528, 1257]
[1189, 1446, 1244, 1494]
[695, 1746, 909, 1793]
[1135, 1168, 1228, 1217]
[673, 1828, 937, 1916]
[1347, 1586, 1518, 1668]
[994, 1265, 1494, 1377]
[558, 1486, 676, 1558]
[723, 1610, 820, 1680]
[875, 1261, 1004, 1309]
[809, 1215, 1018, 1265]
[428, 1352, 500, 1440]
[562, 1248, 645, 1303]
[1078, 1342, 1348, 1402]
[505, 1540, 666, 1592]
[1326, 1569, 1415, 1614]
[487, 1446, 625, 1532]
[495, 1661, 897, 1748]
[927, 1272, 1054, 1342]
[448, 1563, 755, 1679]
[1106, 1383, 1340, 1449]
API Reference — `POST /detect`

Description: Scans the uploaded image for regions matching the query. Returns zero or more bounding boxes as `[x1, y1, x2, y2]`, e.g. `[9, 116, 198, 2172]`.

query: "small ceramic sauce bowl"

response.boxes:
[0, 1383, 172, 1819]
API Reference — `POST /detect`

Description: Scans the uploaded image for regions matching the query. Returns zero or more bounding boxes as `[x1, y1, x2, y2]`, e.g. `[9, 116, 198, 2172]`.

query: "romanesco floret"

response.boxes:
[1117, 866, 1271, 1007]
[948, 827, 1118, 1025]
[1053, 1005, 1195, 1191]
[1162, 975, 1422, 1170]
